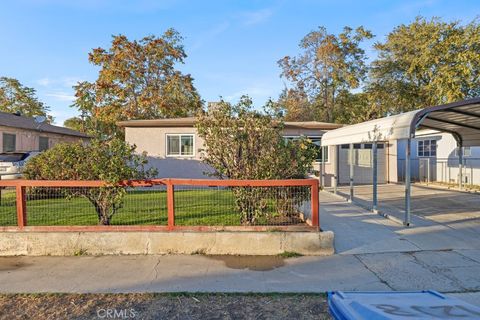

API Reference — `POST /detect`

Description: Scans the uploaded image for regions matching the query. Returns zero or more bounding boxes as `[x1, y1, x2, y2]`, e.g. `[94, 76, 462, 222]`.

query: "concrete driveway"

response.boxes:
[334, 183, 480, 235]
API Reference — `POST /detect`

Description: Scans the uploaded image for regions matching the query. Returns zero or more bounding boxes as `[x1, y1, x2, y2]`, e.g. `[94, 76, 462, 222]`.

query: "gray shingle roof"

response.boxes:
[117, 117, 343, 130]
[0, 112, 90, 138]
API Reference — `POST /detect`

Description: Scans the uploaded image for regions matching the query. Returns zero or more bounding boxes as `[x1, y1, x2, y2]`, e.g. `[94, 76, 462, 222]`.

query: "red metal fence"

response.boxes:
[0, 178, 319, 232]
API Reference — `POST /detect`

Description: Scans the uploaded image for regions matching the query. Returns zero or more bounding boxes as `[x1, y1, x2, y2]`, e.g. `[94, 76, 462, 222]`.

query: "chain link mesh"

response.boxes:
[0, 183, 314, 227]
[0, 187, 17, 226]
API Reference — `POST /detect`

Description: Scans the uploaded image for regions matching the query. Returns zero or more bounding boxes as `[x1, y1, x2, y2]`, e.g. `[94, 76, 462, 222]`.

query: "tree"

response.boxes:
[278, 26, 373, 123]
[272, 88, 316, 121]
[196, 96, 316, 224]
[23, 139, 157, 225]
[369, 16, 480, 114]
[0, 77, 51, 120]
[72, 29, 203, 138]
[333, 91, 382, 124]
[63, 117, 86, 133]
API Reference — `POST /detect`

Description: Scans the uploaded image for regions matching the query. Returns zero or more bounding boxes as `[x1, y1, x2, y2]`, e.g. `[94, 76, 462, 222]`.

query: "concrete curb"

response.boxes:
[0, 231, 334, 256]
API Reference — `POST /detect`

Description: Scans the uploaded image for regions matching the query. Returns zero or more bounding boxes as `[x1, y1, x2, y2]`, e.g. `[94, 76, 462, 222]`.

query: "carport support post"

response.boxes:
[404, 138, 411, 226]
[349, 143, 354, 202]
[372, 142, 378, 213]
[321, 146, 326, 189]
[458, 142, 463, 190]
[333, 145, 338, 194]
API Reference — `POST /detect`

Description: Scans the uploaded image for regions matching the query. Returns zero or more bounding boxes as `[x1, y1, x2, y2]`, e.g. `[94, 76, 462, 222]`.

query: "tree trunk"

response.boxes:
[94, 203, 111, 225]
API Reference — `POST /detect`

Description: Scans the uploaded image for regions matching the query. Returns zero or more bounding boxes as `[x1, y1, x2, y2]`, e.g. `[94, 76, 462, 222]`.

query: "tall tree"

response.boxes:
[278, 26, 373, 123]
[72, 29, 202, 138]
[0, 77, 51, 120]
[369, 16, 480, 114]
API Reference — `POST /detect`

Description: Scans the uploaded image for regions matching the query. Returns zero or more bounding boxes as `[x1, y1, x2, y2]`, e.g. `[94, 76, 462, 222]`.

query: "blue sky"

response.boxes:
[0, 0, 478, 125]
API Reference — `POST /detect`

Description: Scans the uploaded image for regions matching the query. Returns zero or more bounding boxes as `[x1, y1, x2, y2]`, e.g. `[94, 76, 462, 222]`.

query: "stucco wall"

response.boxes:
[125, 127, 204, 160]
[0, 126, 88, 152]
[125, 126, 336, 183]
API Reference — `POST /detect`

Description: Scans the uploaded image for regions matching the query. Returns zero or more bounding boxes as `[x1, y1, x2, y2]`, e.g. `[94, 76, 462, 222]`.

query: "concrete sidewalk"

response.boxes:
[1, 191, 479, 305]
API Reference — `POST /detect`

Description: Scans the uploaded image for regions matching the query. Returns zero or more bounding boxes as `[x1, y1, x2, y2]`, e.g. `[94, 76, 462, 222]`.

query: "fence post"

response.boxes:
[166, 180, 175, 230]
[311, 180, 319, 228]
[16, 185, 27, 228]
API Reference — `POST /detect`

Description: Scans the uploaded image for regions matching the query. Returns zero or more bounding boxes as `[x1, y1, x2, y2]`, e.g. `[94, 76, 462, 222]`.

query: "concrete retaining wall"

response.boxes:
[0, 231, 334, 256]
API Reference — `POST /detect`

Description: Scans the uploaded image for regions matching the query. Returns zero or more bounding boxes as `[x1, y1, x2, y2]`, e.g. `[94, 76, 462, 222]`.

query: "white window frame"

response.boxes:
[455, 146, 471, 157]
[165, 134, 195, 157]
[283, 135, 329, 163]
[417, 139, 437, 158]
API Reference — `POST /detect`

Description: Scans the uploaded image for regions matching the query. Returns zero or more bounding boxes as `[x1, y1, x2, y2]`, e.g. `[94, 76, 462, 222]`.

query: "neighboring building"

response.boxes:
[118, 117, 343, 183]
[0, 111, 90, 153]
[398, 132, 480, 185]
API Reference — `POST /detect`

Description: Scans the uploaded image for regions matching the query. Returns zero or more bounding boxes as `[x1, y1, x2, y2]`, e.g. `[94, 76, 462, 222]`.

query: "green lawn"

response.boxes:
[0, 188, 242, 226]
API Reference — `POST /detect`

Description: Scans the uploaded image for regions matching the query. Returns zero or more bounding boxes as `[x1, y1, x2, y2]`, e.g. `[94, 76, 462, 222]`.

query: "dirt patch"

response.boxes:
[0, 293, 331, 320]
[209, 255, 286, 271]
[0, 258, 31, 271]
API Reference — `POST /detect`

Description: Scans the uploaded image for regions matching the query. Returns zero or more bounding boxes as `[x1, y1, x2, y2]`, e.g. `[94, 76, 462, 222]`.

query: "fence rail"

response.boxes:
[0, 178, 319, 232]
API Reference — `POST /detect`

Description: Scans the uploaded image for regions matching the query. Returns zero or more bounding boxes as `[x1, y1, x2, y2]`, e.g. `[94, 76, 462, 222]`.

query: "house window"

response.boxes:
[39, 136, 49, 151]
[418, 139, 437, 157]
[2, 133, 16, 152]
[455, 147, 471, 157]
[309, 137, 328, 163]
[284, 136, 328, 163]
[166, 134, 194, 156]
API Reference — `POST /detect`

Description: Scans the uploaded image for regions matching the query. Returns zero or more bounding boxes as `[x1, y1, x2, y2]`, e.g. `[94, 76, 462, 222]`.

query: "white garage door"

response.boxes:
[338, 143, 386, 184]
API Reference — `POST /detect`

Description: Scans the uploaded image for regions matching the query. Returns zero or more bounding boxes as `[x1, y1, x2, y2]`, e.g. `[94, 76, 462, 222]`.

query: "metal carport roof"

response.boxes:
[321, 97, 480, 147]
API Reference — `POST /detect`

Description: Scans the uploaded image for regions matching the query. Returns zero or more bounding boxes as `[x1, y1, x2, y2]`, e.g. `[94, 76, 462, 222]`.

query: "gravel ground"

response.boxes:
[0, 293, 331, 319]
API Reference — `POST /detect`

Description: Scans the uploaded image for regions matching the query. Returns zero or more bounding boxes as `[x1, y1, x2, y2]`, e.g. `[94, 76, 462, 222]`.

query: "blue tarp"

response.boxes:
[328, 291, 480, 320]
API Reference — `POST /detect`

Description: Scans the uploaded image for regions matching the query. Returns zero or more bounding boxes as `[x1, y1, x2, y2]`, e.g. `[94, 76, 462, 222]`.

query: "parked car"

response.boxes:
[0, 151, 41, 180]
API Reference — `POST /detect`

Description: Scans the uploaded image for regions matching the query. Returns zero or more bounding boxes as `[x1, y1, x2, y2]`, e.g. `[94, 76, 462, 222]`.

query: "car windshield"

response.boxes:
[0, 153, 29, 162]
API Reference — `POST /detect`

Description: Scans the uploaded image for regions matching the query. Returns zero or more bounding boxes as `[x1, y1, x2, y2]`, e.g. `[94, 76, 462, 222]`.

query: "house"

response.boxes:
[117, 117, 343, 182]
[0, 111, 90, 153]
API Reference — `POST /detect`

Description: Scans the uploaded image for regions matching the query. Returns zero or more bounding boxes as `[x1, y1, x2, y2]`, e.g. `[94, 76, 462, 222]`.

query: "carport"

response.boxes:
[321, 97, 480, 226]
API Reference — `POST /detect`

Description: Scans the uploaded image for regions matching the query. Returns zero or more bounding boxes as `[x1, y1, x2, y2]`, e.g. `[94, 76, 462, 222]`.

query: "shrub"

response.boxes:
[24, 139, 157, 225]
[196, 96, 316, 224]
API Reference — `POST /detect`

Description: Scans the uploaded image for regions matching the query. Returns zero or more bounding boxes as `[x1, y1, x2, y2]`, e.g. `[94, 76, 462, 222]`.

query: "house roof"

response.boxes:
[117, 117, 343, 130]
[0, 112, 90, 138]
[321, 97, 480, 147]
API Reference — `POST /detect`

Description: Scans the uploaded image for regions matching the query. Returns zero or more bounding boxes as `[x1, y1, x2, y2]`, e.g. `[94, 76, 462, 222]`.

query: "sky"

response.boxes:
[0, 0, 479, 125]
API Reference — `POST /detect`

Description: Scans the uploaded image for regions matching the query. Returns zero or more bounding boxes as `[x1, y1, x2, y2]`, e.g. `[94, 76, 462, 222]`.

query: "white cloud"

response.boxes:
[241, 8, 274, 26]
[35, 76, 85, 88]
[45, 92, 76, 102]
[37, 78, 52, 87]
[61, 76, 84, 87]
[191, 21, 230, 51]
